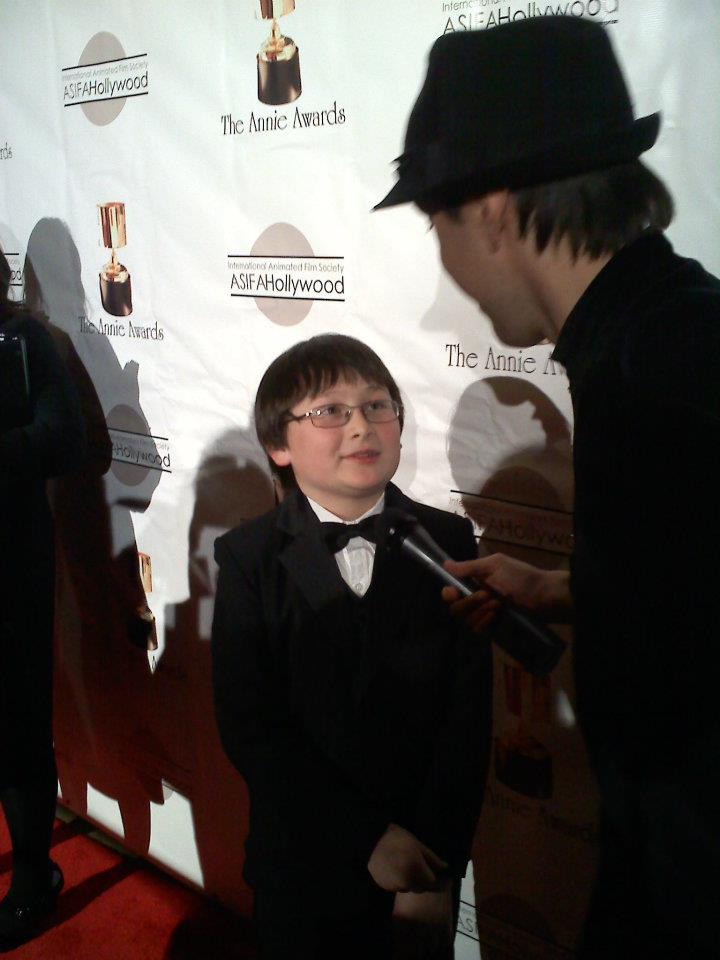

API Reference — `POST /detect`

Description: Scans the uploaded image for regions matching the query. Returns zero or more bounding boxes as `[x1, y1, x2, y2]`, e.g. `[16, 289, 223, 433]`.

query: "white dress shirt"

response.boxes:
[306, 494, 385, 597]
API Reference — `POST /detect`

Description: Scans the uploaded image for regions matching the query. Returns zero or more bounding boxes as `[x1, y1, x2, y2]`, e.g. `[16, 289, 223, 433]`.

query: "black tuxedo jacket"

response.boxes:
[211, 483, 491, 907]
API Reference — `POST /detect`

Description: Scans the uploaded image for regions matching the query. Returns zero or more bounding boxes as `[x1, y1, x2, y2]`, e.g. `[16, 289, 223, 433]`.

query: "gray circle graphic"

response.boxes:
[250, 223, 314, 326]
[107, 404, 152, 486]
[79, 32, 127, 126]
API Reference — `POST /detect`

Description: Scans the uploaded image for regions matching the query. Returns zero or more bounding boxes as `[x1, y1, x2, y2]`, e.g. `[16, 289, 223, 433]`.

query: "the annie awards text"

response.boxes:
[79, 316, 164, 340]
[445, 342, 563, 377]
[221, 101, 346, 137]
[486, 784, 598, 845]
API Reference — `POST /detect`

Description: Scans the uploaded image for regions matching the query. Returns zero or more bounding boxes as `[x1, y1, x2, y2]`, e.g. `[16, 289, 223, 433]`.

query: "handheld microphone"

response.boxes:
[376, 508, 566, 677]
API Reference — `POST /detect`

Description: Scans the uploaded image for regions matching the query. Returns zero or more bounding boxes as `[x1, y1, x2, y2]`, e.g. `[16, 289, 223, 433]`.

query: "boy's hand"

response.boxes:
[392, 886, 455, 959]
[441, 554, 573, 632]
[368, 824, 448, 893]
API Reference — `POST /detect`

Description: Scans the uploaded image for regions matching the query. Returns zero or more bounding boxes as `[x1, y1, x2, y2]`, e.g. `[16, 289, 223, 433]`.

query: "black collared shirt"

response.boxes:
[551, 231, 720, 768]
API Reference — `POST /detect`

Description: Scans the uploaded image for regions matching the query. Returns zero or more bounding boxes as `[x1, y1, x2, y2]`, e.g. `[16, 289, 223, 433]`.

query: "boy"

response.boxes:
[211, 334, 491, 959]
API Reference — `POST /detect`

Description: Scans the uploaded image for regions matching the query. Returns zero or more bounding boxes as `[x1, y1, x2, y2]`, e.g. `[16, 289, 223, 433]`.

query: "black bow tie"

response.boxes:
[321, 517, 378, 552]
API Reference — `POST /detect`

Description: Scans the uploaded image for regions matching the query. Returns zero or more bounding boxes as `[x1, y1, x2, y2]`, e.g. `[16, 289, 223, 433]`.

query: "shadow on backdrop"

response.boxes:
[448, 375, 573, 531]
[158, 431, 275, 913]
[448, 376, 597, 956]
[24, 217, 162, 854]
[25, 219, 279, 921]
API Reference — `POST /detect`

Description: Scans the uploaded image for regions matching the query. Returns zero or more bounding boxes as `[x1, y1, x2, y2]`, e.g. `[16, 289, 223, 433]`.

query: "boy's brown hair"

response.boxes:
[255, 333, 403, 489]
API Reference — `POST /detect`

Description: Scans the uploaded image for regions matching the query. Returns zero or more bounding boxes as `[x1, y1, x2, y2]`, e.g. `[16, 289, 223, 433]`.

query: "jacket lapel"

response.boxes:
[277, 490, 348, 616]
[276, 485, 425, 690]
[367, 483, 419, 631]
[353, 484, 420, 698]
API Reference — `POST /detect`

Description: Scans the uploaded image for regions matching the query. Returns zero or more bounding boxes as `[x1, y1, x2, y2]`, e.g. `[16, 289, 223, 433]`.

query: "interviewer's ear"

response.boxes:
[463, 190, 511, 252]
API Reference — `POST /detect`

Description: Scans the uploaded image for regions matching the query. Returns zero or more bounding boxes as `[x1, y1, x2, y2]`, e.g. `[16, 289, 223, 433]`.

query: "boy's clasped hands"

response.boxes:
[369, 823, 455, 959]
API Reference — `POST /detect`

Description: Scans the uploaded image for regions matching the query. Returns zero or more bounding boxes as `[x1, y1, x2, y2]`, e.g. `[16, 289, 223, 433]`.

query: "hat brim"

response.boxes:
[373, 112, 661, 211]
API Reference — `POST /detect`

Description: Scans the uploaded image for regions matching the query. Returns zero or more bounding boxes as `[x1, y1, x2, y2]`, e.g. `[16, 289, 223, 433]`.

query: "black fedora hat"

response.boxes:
[374, 16, 660, 210]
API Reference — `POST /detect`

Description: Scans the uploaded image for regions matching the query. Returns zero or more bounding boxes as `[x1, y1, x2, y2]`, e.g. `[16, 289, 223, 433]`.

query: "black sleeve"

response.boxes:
[0, 317, 86, 483]
[410, 517, 492, 875]
[619, 307, 720, 670]
[211, 535, 390, 866]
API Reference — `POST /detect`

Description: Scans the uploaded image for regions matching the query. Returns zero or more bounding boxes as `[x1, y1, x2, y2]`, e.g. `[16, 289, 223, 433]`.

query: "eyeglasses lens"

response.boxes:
[311, 401, 400, 428]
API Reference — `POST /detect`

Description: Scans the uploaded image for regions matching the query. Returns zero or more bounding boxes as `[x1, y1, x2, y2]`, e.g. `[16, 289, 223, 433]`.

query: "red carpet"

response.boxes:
[0, 808, 258, 959]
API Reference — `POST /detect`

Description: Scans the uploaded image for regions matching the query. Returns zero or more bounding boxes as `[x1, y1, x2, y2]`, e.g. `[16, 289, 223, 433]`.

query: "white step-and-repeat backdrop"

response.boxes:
[2, 2, 718, 956]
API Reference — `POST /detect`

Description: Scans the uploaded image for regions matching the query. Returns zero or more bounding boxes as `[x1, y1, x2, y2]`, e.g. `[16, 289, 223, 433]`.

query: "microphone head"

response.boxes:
[375, 507, 419, 551]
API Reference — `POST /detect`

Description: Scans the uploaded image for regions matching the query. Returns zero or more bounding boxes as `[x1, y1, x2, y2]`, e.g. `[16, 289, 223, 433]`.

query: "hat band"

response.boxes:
[397, 113, 660, 199]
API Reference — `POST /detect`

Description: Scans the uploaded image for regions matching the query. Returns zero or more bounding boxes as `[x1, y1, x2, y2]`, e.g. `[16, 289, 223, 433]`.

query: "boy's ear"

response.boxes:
[267, 446, 291, 468]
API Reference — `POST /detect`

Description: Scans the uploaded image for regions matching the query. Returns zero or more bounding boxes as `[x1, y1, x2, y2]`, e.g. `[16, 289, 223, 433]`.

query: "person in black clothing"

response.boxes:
[0, 249, 86, 948]
[375, 16, 720, 959]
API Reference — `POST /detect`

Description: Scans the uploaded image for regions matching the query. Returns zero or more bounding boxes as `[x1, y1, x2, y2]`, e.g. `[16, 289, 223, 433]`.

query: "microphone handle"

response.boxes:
[399, 536, 566, 677]
[492, 602, 567, 678]
[400, 537, 474, 597]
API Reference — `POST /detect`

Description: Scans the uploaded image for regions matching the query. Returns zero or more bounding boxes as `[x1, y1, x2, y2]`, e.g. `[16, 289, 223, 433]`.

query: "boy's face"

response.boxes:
[269, 376, 401, 519]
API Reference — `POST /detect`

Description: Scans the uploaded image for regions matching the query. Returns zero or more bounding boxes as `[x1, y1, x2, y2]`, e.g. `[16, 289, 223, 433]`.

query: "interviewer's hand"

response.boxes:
[392, 886, 454, 959]
[368, 824, 448, 893]
[441, 554, 573, 633]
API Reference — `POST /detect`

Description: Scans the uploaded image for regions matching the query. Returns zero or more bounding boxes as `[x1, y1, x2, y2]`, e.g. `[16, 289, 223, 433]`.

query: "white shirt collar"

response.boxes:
[306, 493, 386, 525]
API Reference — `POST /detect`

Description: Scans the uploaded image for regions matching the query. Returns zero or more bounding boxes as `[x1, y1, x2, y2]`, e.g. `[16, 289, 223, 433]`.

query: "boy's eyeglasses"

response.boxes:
[283, 399, 402, 429]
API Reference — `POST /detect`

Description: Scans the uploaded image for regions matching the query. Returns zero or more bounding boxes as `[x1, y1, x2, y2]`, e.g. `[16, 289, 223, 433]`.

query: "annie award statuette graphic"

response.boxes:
[494, 663, 553, 799]
[255, 0, 302, 105]
[138, 551, 158, 654]
[98, 201, 133, 316]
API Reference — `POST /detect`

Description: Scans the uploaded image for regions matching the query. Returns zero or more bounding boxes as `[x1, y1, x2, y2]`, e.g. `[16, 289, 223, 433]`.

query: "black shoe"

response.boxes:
[0, 861, 64, 949]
